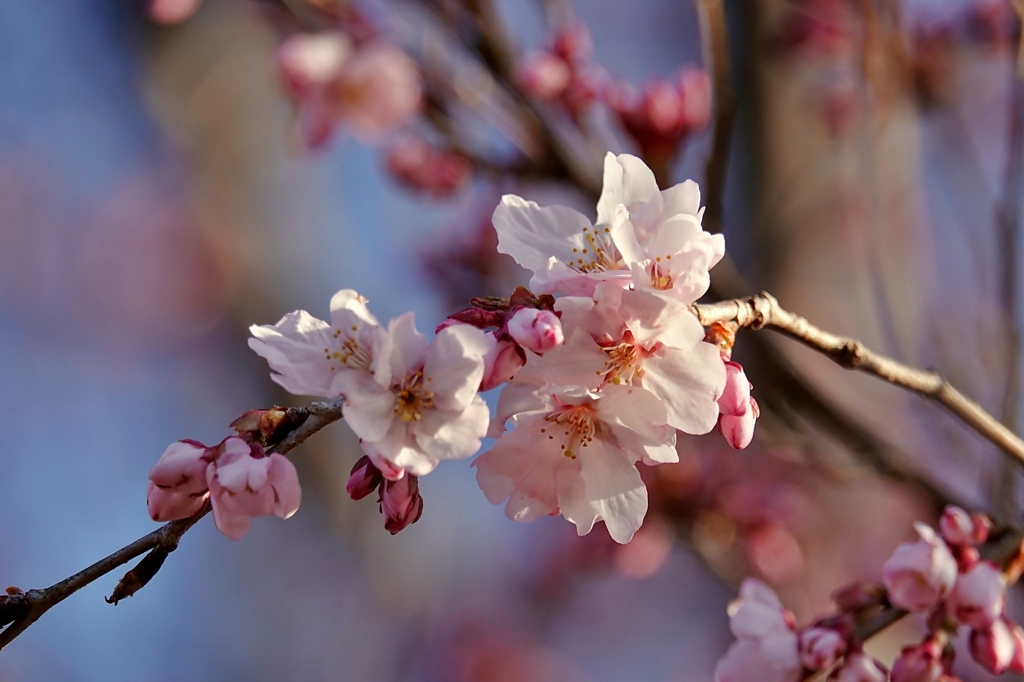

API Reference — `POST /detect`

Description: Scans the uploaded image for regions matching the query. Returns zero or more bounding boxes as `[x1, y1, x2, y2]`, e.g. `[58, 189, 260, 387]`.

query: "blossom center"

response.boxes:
[543, 404, 597, 459]
[569, 225, 621, 274]
[324, 326, 373, 371]
[647, 255, 673, 290]
[601, 330, 648, 385]
[394, 370, 434, 422]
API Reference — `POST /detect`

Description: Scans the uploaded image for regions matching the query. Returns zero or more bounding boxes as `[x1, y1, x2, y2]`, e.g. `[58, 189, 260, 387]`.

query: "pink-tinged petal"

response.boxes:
[385, 312, 429, 381]
[882, 525, 958, 612]
[480, 336, 526, 391]
[277, 32, 351, 98]
[728, 579, 791, 639]
[333, 370, 397, 443]
[720, 408, 757, 449]
[595, 153, 661, 227]
[608, 204, 645, 266]
[493, 195, 595, 275]
[594, 384, 671, 446]
[643, 213, 704, 260]
[948, 561, 1005, 629]
[335, 42, 422, 139]
[147, 482, 208, 522]
[719, 362, 752, 416]
[507, 308, 564, 354]
[268, 454, 301, 519]
[514, 330, 609, 392]
[474, 414, 563, 522]
[424, 323, 488, 411]
[659, 179, 702, 220]
[714, 634, 801, 682]
[834, 654, 888, 682]
[555, 437, 648, 543]
[487, 377, 550, 437]
[210, 494, 254, 540]
[643, 344, 726, 434]
[149, 441, 209, 493]
[411, 396, 489, 461]
[361, 420, 438, 478]
[248, 310, 336, 397]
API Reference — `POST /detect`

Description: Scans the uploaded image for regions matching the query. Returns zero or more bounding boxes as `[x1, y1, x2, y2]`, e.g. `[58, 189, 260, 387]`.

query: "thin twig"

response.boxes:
[0, 398, 345, 651]
[693, 293, 1024, 466]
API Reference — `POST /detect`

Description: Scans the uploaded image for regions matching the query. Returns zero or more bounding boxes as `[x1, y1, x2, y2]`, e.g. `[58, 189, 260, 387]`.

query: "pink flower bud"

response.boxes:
[891, 639, 943, 682]
[720, 398, 759, 450]
[277, 32, 350, 99]
[380, 475, 424, 534]
[385, 136, 472, 198]
[881, 524, 957, 612]
[798, 626, 846, 670]
[835, 654, 888, 682]
[719, 361, 752, 416]
[948, 561, 1005, 629]
[1008, 620, 1024, 673]
[346, 455, 383, 501]
[939, 506, 975, 546]
[517, 52, 571, 100]
[480, 334, 526, 391]
[970, 617, 1017, 674]
[147, 440, 211, 522]
[507, 308, 564, 354]
[207, 437, 302, 540]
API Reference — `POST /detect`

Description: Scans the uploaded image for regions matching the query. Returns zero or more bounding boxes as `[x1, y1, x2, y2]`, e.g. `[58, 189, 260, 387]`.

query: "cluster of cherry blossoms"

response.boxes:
[716, 506, 1022, 682]
[145, 152, 758, 542]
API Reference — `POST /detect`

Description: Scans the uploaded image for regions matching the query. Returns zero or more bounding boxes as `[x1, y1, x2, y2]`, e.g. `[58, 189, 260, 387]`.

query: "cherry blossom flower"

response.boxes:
[248, 289, 385, 398]
[147, 440, 210, 522]
[277, 33, 421, 147]
[335, 313, 490, 479]
[475, 381, 676, 543]
[714, 579, 801, 682]
[948, 560, 1005, 629]
[493, 153, 722, 300]
[881, 523, 958, 612]
[527, 282, 725, 434]
[206, 437, 302, 541]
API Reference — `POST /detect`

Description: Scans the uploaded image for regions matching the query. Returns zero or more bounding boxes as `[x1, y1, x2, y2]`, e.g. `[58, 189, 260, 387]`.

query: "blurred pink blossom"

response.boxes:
[385, 136, 472, 198]
[714, 579, 801, 682]
[880, 523, 957, 612]
[948, 560, 1005, 629]
[798, 626, 845, 670]
[147, 0, 202, 25]
[835, 654, 888, 682]
[970, 617, 1017, 674]
[890, 639, 944, 682]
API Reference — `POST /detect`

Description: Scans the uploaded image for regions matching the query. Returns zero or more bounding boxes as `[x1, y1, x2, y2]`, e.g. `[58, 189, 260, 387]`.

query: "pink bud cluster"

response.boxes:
[276, 31, 422, 148]
[347, 456, 424, 534]
[385, 135, 472, 198]
[716, 506, 1021, 682]
[147, 437, 301, 540]
[516, 22, 605, 121]
[607, 68, 712, 169]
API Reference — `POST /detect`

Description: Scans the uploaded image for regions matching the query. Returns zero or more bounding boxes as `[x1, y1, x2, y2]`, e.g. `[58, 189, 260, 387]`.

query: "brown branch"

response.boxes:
[693, 293, 1024, 467]
[696, 0, 735, 235]
[0, 398, 345, 651]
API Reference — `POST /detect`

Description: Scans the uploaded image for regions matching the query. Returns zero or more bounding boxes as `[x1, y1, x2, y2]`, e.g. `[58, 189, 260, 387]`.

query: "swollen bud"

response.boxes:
[507, 308, 564, 354]
[346, 455, 384, 501]
[380, 475, 424, 534]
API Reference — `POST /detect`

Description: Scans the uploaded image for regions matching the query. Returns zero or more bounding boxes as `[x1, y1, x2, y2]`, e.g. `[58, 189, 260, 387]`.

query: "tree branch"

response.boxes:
[693, 293, 1024, 467]
[0, 398, 345, 651]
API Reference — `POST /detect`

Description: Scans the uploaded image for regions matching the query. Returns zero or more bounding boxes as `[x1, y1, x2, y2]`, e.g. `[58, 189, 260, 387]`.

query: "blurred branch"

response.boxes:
[697, 0, 735, 234]
[693, 294, 1024, 467]
[0, 398, 345, 652]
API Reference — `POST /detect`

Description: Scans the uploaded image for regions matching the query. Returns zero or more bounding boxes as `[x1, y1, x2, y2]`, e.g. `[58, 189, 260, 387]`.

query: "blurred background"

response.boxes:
[1, 0, 1023, 680]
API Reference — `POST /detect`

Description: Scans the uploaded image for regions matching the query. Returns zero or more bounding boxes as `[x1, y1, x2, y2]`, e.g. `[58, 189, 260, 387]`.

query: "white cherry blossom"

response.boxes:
[248, 289, 385, 398]
[335, 313, 490, 479]
[474, 380, 676, 543]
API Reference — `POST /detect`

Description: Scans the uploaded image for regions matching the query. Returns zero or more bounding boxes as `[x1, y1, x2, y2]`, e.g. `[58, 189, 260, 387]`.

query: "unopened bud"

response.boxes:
[517, 52, 571, 100]
[346, 455, 384, 501]
[277, 32, 350, 99]
[507, 308, 564, 354]
[798, 626, 846, 671]
[480, 334, 526, 391]
[891, 639, 943, 682]
[380, 475, 424, 534]
[939, 506, 974, 546]
[971, 617, 1017, 674]
[948, 561, 1005, 629]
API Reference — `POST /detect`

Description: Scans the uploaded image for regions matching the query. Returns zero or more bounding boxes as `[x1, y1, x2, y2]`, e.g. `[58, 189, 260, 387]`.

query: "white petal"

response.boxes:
[328, 289, 380, 327]
[474, 414, 563, 521]
[333, 370, 396, 442]
[424, 324, 488, 411]
[556, 437, 648, 543]
[362, 420, 438, 477]
[596, 153, 661, 226]
[386, 312, 428, 380]
[594, 384, 671, 445]
[248, 311, 336, 397]
[487, 376, 550, 437]
[493, 195, 595, 275]
[642, 346, 725, 434]
[412, 397, 489, 461]
[659, 179, 702, 219]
